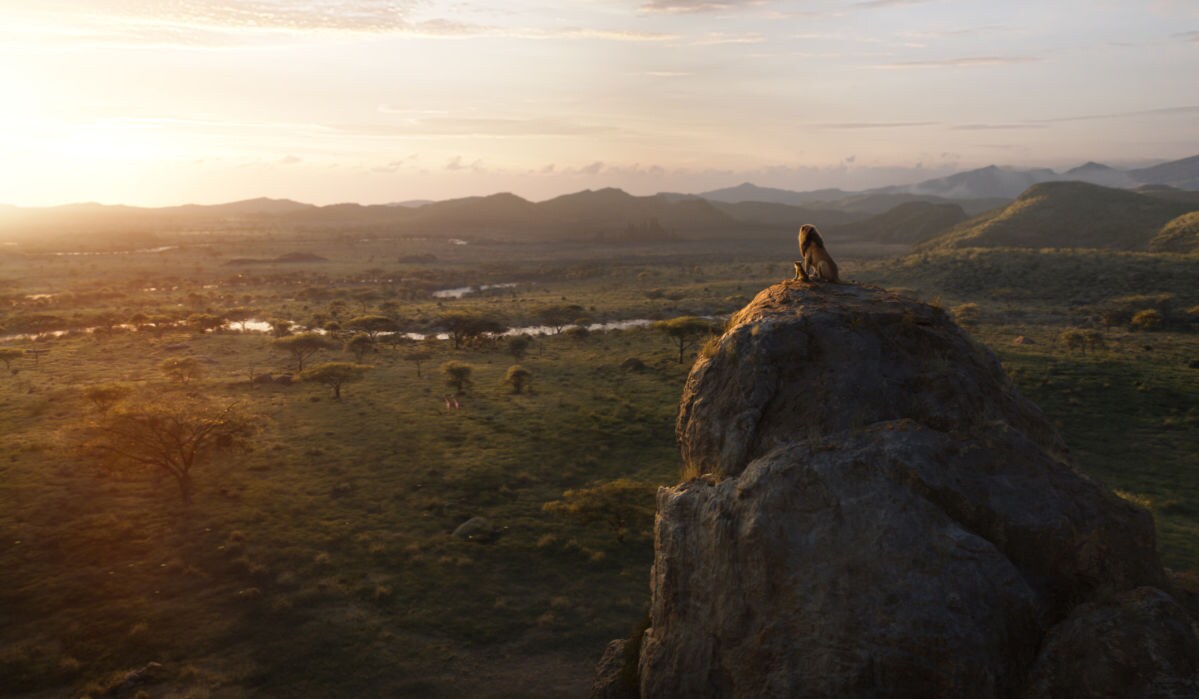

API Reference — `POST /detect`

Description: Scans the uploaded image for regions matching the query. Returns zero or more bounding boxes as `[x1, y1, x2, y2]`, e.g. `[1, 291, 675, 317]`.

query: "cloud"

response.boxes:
[1034, 105, 1199, 123]
[1173, 30, 1199, 42]
[808, 121, 937, 129]
[951, 124, 1047, 131]
[853, 0, 930, 7]
[873, 56, 1041, 69]
[332, 117, 623, 137]
[9, 3, 677, 48]
[639, 0, 766, 14]
[445, 156, 484, 172]
[691, 32, 766, 45]
[279, 154, 303, 165]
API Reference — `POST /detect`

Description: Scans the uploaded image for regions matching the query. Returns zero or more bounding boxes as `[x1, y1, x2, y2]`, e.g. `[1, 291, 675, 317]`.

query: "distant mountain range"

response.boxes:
[1, 154, 1196, 250]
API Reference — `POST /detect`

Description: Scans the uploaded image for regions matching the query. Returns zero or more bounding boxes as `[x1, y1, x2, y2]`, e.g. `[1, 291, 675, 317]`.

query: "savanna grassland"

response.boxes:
[1, 231, 1196, 697]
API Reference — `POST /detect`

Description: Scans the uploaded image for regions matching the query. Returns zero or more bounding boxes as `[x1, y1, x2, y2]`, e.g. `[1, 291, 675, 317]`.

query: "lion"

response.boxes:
[794, 224, 841, 283]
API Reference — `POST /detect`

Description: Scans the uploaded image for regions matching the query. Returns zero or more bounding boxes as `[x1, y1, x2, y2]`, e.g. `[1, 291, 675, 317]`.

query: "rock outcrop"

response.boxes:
[597, 281, 1199, 698]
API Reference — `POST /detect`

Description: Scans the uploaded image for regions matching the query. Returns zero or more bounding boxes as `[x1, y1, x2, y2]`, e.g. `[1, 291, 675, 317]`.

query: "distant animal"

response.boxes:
[795, 224, 841, 283]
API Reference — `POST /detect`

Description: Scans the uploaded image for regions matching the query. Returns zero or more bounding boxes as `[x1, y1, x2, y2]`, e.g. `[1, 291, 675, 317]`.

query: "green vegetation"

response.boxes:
[299, 361, 373, 399]
[0, 229, 1195, 695]
[923, 181, 1198, 251]
[1151, 211, 1199, 253]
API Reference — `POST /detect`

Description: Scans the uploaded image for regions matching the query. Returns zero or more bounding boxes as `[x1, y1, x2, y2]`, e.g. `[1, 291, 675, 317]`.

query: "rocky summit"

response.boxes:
[596, 280, 1199, 698]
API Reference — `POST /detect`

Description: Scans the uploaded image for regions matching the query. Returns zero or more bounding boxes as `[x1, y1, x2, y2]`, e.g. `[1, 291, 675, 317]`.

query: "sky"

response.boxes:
[1, 0, 1196, 207]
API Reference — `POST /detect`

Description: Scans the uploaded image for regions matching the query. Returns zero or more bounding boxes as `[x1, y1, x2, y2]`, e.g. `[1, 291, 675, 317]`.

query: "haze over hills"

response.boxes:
[1, 154, 1197, 248]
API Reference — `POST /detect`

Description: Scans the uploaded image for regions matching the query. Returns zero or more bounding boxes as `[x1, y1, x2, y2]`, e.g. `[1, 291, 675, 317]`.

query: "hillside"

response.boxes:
[707, 200, 861, 228]
[696, 182, 849, 206]
[921, 181, 1199, 251]
[1150, 211, 1199, 253]
[873, 164, 1058, 199]
[828, 201, 968, 244]
[1129, 154, 1199, 190]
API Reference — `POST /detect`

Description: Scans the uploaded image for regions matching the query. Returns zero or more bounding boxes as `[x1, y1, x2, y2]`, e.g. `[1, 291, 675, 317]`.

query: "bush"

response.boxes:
[1131, 309, 1164, 331]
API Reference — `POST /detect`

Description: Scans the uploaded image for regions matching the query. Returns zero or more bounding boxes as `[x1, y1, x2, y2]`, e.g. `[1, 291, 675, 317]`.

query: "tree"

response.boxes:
[272, 333, 336, 372]
[441, 361, 473, 394]
[655, 316, 720, 364]
[300, 362, 371, 399]
[0, 347, 22, 372]
[187, 313, 224, 334]
[537, 305, 584, 334]
[160, 356, 205, 384]
[79, 398, 258, 505]
[504, 365, 532, 394]
[542, 479, 656, 542]
[350, 289, 379, 314]
[346, 314, 400, 340]
[345, 333, 374, 362]
[402, 350, 433, 377]
[225, 307, 257, 332]
[438, 311, 507, 349]
[268, 318, 293, 338]
[82, 383, 132, 412]
[507, 336, 531, 361]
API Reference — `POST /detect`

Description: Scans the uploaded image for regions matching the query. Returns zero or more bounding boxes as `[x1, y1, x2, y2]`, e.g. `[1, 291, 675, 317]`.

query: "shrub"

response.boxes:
[1131, 309, 1164, 331]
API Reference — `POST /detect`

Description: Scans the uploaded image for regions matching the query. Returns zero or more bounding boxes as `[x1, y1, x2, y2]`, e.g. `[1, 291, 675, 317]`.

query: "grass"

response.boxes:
[0, 232, 1196, 695]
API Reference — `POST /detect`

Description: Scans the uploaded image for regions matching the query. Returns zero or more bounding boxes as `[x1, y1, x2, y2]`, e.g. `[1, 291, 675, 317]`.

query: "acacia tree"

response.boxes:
[345, 333, 374, 362]
[187, 313, 224, 334]
[402, 350, 433, 377]
[225, 307, 257, 332]
[438, 311, 507, 350]
[79, 398, 258, 505]
[272, 333, 336, 372]
[300, 362, 371, 399]
[655, 316, 720, 364]
[537, 305, 584, 334]
[0, 347, 23, 372]
[160, 356, 205, 384]
[507, 336, 531, 361]
[504, 365, 532, 394]
[542, 479, 656, 542]
[82, 383, 133, 412]
[346, 315, 400, 340]
[441, 361, 473, 394]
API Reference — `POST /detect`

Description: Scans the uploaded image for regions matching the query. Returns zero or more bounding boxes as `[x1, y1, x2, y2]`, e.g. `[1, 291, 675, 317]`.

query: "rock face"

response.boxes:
[598, 281, 1199, 698]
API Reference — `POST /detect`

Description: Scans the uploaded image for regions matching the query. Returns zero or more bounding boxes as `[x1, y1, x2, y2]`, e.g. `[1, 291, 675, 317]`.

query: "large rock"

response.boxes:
[606, 281, 1196, 698]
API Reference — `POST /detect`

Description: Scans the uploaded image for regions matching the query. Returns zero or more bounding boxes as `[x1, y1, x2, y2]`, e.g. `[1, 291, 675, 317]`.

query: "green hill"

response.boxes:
[921, 181, 1199, 251]
[829, 201, 968, 244]
[1150, 211, 1199, 253]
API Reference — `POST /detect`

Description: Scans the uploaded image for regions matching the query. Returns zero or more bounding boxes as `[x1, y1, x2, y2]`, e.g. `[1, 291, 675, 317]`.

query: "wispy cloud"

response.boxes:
[691, 32, 766, 45]
[7, 3, 677, 48]
[900, 25, 1015, 40]
[873, 55, 1041, 69]
[853, 0, 931, 8]
[332, 117, 623, 138]
[808, 121, 938, 129]
[640, 0, 766, 14]
[1034, 105, 1199, 123]
[951, 124, 1046, 131]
